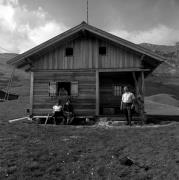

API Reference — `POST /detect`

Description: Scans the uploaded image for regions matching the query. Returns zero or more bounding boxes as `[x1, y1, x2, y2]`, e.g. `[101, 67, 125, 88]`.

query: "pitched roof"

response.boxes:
[7, 21, 165, 67]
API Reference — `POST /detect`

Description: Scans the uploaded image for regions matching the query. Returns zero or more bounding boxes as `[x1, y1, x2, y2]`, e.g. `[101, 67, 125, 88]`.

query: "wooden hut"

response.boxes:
[8, 22, 164, 118]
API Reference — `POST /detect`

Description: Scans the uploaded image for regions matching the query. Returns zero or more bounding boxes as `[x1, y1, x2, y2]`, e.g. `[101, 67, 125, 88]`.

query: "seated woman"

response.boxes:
[63, 99, 74, 125]
[52, 100, 65, 124]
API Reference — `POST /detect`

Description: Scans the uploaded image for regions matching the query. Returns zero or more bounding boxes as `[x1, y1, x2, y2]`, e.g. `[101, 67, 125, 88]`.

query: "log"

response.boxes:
[8, 117, 30, 123]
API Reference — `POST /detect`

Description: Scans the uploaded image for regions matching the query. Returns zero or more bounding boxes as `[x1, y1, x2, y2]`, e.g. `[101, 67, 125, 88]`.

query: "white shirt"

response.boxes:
[122, 92, 135, 103]
[53, 105, 62, 112]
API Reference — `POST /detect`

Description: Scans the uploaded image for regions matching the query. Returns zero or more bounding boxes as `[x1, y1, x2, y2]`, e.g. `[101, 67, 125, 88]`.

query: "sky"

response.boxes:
[0, 0, 179, 53]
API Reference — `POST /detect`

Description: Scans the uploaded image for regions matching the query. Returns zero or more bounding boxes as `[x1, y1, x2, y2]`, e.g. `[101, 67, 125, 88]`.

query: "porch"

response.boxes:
[96, 69, 146, 117]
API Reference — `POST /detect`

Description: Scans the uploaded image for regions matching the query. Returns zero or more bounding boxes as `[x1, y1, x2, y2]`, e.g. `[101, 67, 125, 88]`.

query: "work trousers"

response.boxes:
[123, 103, 132, 125]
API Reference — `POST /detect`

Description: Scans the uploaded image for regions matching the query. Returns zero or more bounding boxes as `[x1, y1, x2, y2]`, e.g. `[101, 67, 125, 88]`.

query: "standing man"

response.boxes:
[121, 86, 135, 126]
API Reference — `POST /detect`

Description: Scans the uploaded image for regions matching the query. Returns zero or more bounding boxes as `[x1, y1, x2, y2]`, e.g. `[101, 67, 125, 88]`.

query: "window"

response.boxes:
[49, 81, 78, 97]
[99, 47, 106, 55]
[57, 82, 71, 96]
[65, 47, 73, 56]
[113, 85, 122, 96]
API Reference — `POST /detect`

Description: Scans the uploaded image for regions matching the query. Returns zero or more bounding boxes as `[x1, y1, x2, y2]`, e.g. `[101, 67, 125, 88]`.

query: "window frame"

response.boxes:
[48, 81, 78, 97]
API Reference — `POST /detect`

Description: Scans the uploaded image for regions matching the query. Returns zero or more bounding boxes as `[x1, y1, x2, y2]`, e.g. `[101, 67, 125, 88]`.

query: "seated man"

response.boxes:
[52, 100, 65, 124]
[63, 99, 74, 125]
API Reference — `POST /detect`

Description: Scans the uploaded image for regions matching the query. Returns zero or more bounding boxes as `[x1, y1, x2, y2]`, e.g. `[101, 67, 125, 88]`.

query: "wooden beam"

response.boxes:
[96, 70, 99, 116]
[141, 71, 145, 96]
[9, 117, 29, 123]
[32, 68, 150, 73]
[95, 39, 99, 69]
[132, 72, 139, 96]
[140, 54, 145, 61]
[98, 68, 150, 72]
[30, 72, 34, 114]
[138, 71, 146, 123]
[32, 69, 96, 72]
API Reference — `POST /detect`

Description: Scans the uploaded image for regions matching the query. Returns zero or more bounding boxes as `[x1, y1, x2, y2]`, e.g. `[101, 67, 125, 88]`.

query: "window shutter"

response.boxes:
[49, 81, 57, 97]
[71, 81, 78, 96]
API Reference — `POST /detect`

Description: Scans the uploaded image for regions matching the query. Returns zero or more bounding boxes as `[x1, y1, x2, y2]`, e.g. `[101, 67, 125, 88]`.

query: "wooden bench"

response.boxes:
[32, 115, 56, 125]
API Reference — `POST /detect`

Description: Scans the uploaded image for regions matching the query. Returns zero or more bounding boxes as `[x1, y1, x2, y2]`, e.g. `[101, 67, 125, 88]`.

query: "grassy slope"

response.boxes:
[144, 75, 179, 115]
[145, 76, 179, 100]
[0, 53, 29, 90]
[145, 100, 179, 115]
[0, 53, 30, 119]
[0, 121, 179, 180]
[145, 94, 179, 107]
[0, 80, 30, 121]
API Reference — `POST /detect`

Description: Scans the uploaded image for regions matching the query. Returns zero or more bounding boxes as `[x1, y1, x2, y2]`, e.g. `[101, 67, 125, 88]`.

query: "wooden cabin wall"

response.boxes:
[33, 36, 141, 70]
[98, 40, 141, 69]
[32, 71, 96, 116]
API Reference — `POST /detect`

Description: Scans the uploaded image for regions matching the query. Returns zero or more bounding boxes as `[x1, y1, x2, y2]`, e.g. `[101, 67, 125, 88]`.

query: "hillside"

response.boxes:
[145, 94, 179, 115]
[0, 53, 29, 90]
[140, 43, 178, 66]
[139, 43, 179, 92]
[140, 43, 176, 54]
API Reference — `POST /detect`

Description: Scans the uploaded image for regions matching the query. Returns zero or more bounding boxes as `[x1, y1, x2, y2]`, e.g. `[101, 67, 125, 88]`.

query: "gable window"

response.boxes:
[99, 47, 106, 55]
[65, 47, 73, 56]
[113, 84, 122, 96]
[49, 81, 78, 97]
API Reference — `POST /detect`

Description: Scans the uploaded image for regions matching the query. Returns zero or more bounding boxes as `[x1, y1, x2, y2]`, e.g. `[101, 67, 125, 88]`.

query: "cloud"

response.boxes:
[1, 0, 179, 53]
[111, 25, 179, 45]
[0, 0, 67, 53]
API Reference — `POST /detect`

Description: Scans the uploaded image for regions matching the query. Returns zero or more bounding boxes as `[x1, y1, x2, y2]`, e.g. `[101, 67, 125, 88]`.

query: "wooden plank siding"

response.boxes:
[32, 71, 96, 116]
[33, 36, 142, 70]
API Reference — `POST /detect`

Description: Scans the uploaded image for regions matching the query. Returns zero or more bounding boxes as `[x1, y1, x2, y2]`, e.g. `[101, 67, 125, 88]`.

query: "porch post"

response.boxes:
[96, 70, 99, 116]
[141, 71, 145, 98]
[132, 71, 146, 123]
[139, 71, 146, 123]
[30, 71, 34, 115]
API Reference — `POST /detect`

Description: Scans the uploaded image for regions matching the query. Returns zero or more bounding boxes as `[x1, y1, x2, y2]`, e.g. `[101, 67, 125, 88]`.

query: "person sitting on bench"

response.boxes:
[52, 100, 65, 124]
[63, 99, 74, 125]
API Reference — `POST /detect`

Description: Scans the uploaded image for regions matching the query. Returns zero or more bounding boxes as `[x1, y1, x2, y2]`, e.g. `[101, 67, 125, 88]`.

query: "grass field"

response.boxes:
[0, 120, 179, 180]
